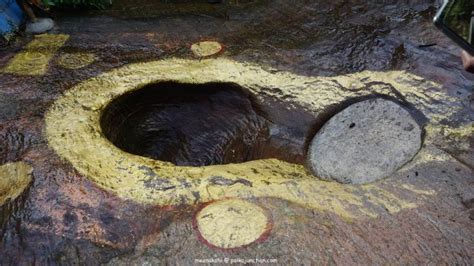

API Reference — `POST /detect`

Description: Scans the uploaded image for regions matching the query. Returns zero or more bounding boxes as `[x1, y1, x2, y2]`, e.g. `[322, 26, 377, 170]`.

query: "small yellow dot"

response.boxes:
[190, 41, 223, 57]
[195, 199, 270, 249]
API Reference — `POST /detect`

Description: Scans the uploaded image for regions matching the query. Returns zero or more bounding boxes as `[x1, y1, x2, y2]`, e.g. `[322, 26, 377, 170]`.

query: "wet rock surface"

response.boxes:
[0, 0, 472, 264]
[308, 98, 422, 184]
[0, 94, 21, 122]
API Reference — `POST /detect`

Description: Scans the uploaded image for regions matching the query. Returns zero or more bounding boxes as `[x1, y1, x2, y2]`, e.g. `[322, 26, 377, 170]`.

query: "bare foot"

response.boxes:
[461, 50, 474, 73]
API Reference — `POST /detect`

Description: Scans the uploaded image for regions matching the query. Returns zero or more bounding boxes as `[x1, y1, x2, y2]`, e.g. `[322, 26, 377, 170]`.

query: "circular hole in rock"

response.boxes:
[101, 82, 274, 166]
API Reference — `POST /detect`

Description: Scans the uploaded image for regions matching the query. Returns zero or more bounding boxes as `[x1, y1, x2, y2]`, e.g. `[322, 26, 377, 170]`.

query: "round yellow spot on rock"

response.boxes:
[191, 41, 223, 57]
[196, 199, 270, 249]
[57, 52, 96, 69]
[0, 162, 33, 206]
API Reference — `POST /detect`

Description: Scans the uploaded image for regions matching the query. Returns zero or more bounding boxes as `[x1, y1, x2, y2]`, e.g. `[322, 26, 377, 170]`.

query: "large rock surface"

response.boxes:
[308, 98, 422, 184]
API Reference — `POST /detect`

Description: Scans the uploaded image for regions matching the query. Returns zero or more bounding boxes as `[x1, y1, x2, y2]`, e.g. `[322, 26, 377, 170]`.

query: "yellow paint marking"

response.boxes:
[196, 199, 269, 249]
[361, 186, 417, 214]
[401, 184, 436, 196]
[57, 52, 96, 69]
[1, 34, 69, 75]
[45, 58, 448, 219]
[425, 123, 474, 151]
[0, 162, 33, 206]
[191, 41, 223, 57]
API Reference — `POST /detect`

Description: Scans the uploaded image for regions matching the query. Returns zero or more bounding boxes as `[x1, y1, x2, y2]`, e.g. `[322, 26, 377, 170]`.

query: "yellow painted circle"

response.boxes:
[190, 41, 223, 57]
[57, 52, 96, 69]
[196, 199, 269, 249]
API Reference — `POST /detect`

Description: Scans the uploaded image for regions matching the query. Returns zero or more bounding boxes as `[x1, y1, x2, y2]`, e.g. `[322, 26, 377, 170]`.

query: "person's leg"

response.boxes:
[17, 0, 55, 34]
[18, 0, 38, 22]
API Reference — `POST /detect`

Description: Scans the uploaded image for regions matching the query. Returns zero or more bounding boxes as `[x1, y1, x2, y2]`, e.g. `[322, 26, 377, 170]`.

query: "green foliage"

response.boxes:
[42, 0, 113, 9]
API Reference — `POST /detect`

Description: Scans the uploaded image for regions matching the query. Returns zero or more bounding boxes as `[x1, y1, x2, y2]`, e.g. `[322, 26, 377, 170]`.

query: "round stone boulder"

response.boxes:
[308, 98, 422, 184]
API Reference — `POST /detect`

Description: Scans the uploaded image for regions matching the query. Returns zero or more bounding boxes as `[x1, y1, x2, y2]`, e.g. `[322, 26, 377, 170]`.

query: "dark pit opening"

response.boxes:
[101, 82, 283, 166]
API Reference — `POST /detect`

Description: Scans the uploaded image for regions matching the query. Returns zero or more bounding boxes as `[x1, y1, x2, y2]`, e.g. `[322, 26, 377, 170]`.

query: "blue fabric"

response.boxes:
[0, 0, 25, 39]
